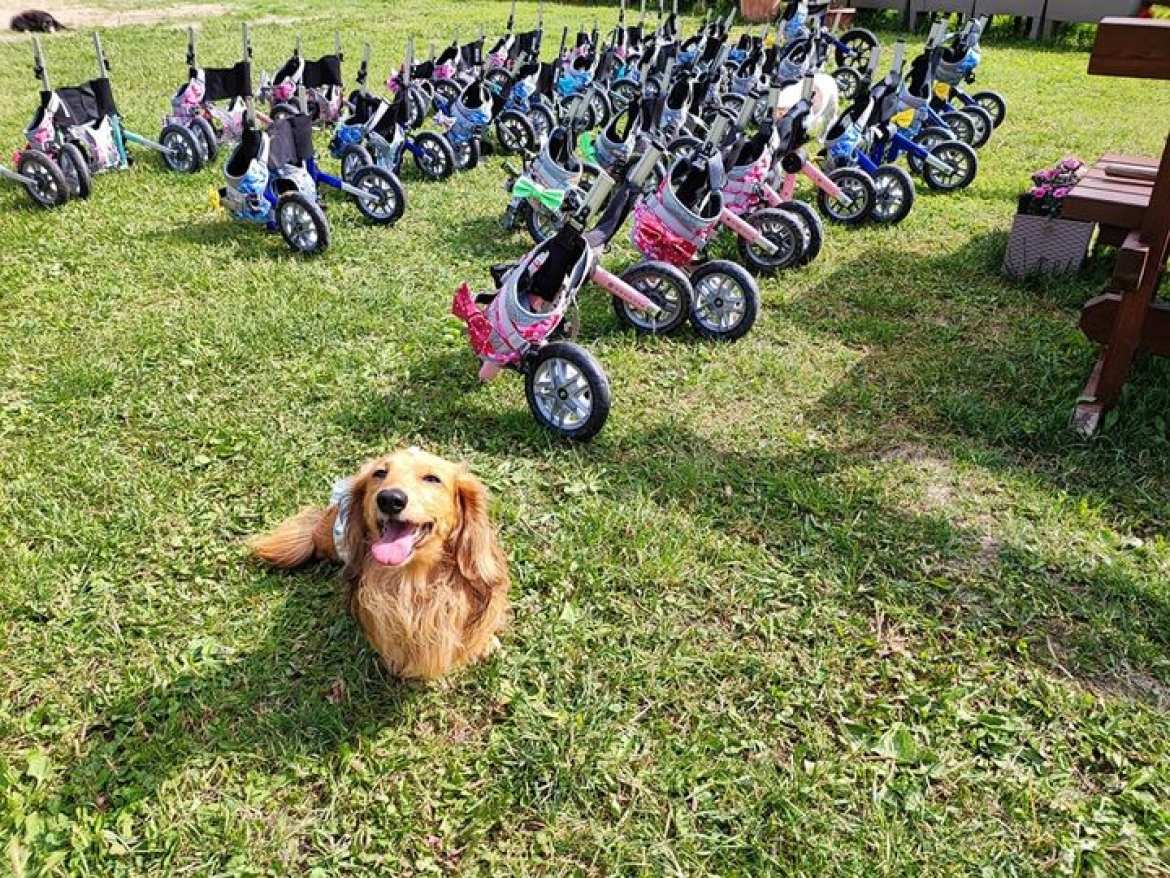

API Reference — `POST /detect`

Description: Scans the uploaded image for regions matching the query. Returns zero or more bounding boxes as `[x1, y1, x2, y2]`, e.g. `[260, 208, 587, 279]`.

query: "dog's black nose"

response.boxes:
[376, 488, 408, 516]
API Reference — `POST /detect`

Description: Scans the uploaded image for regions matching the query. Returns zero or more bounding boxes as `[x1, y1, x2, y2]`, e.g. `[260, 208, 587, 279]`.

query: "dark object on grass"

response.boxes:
[10, 10, 67, 32]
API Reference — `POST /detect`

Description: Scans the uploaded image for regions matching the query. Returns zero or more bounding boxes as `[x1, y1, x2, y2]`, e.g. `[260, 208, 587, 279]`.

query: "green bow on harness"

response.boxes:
[577, 131, 598, 164]
[512, 176, 567, 210]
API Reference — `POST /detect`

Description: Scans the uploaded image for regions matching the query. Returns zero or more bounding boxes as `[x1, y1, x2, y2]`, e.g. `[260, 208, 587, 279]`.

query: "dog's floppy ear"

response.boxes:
[340, 468, 373, 599]
[452, 470, 506, 624]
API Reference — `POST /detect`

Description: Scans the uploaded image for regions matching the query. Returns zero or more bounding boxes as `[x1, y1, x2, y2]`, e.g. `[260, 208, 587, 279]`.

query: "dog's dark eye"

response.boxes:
[373, 468, 388, 480]
[422, 474, 442, 485]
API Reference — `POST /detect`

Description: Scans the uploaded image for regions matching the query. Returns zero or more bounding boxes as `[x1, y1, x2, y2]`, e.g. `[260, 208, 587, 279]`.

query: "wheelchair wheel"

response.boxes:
[350, 165, 406, 225]
[835, 28, 878, 70]
[524, 341, 611, 442]
[940, 111, 975, 147]
[907, 127, 950, 175]
[432, 79, 460, 112]
[833, 67, 862, 102]
[160, 124, 205, 173]
[58, 143, 92, 200]
[923, 140, 977, 192]
[407, 88, 429, 129]
[485, 67, 513, 95]
[871, 165, 915, 225]
[527, 105, 555, 144]
[736, 207, 804, 275]
[524, 203, 564, 244]
[17, 150, 69, 208]
[613, 260, 692, 335]
[496, 110, 536, 156]
[412, 132, 456, 180]
[817, 167, 875, 225]
[688, 260, 759, 342]
[777, 200, 824, 267]
[452, 137, 480, 172]
[587, 90, 613, 131]
[959, 105, 994, 149]
[188, 117, 218, 163]
[277, 192, 330, 254]
[611, 80, 639, 112]
[339, 143, 373, 182]
[972, 90, 1006, 128]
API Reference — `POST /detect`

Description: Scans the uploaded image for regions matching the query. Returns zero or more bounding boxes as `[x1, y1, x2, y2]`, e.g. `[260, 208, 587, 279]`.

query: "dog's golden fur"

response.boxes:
[249, 449, 509, 680]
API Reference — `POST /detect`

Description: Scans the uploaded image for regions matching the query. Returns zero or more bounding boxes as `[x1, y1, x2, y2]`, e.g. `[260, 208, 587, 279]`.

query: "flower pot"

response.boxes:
[1002, 213, 1095, 279]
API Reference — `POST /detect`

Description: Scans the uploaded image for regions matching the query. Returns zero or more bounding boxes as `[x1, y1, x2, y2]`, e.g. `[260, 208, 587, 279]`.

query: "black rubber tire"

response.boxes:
[160, 123, 205, 173]
[907, 126, 951, 175]
[190, 116, 219, 163]
[451, 136, 480, 172]
[611, 80, 639, 112]
[407, 88, 428, 129]
[17, 150, 69, 207]
[58, 143, 92, 200]
[527, 105, 555, 144]
[485, 67, 514, 96]
[940, 111, 975, 146]
[777, 200, 824, 267]
[833, 66, 862, 102]
[586, 89, 613, 131]
[350, 164, 406, 225]
[972, 90, 1006, 128]
[524, 341, 611, 442]
[432, 79, 461, 113]
[496, 110, 536, 155]
[959, 104, 994, 149]
[923, 140, 977, 192]
[276, 192, 330, 254]
[339, 143, 373, 182]
[412, 132, 456, 180]
[688, 260, 759, 342]
[613, 260, 693, 335]
[871, 165, 915, 225]
[736, 207, 804, 275]
[817, 167, 876, 225]
[524, 203, 563, 244]
[835, 28, 878, 70]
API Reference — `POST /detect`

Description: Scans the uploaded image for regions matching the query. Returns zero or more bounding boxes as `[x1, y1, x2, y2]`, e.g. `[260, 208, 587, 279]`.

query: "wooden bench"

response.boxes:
[1069, 18, 1170, 435]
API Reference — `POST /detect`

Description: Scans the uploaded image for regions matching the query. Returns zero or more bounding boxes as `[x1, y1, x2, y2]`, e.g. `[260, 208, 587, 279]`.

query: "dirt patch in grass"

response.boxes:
[1, 2, 232, 40]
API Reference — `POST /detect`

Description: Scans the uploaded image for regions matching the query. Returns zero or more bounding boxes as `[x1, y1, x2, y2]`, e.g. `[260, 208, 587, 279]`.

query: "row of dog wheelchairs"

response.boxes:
[450, 2, 1006, 441]
[2, 0, 1007, 443]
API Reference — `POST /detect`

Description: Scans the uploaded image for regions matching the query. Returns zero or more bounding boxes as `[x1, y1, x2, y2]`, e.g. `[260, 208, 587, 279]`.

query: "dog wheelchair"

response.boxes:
[218, 26, 405, 255]
[453, 171, 664, 442]
[27, 31, 208, 190]
[162, 28, 251, 167]
[333, 42, 457, 183]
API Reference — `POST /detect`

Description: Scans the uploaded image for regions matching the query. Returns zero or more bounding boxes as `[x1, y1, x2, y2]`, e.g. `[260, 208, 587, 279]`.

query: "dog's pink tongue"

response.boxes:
[371, 522, 416, 566]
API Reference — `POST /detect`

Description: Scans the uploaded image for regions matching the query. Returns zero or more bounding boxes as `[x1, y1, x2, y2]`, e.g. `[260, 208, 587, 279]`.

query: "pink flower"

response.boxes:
[1061, 158, 1082, 171]
[1033, 169, 1053, 183]
[1053, 187, 1070, 199]
[1031, 185, 1051, 198]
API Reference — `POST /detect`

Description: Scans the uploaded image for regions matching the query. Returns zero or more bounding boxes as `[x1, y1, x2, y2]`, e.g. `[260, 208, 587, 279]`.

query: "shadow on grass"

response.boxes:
[54, 568, 431, 815]
[332, 353, 1170, 706]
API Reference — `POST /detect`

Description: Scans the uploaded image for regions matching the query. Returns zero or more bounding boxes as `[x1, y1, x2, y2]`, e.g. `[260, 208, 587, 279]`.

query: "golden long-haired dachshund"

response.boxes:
[249, 448, 509, 680]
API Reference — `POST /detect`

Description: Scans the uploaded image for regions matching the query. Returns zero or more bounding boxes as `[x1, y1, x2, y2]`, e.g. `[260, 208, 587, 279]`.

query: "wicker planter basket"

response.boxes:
[1002, 213, 1096, 279]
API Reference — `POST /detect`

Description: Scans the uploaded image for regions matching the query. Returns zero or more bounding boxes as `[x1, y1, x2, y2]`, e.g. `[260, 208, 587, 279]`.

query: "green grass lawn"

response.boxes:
[2, 1, 1169, 874]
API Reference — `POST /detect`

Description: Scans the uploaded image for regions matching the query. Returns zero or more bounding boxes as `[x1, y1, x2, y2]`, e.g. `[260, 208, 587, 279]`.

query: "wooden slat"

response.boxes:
[1079, 171, 1155, 195]
[1063, 188, 1149, 229]
[1080, 295, 1170, 358]
[1099, 154, 1161, 169]
[1088, 19, 1170, 80]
